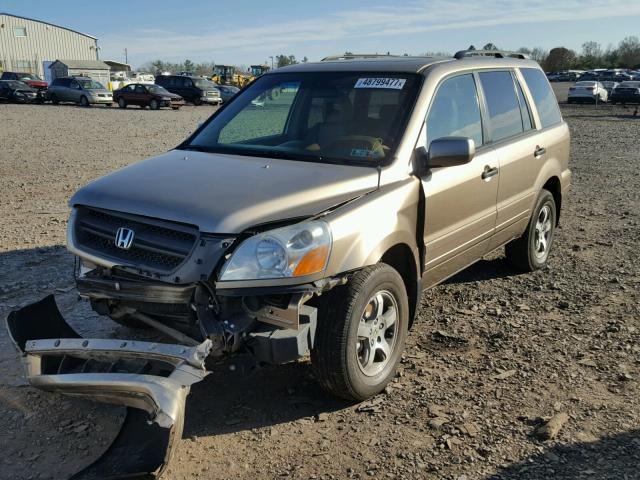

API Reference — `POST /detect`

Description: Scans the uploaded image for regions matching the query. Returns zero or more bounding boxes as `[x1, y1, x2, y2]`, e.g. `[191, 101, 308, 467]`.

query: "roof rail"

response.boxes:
[321, 53, 401, 61]
[454, 49, 528, 60]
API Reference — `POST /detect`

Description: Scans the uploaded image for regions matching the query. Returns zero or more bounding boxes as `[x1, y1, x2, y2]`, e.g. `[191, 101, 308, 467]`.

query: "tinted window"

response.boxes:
[478, 71, 523, 142]
[426, 74, 483, 147]
[520, 68, 562, 128]
[515, 77, 533, 131]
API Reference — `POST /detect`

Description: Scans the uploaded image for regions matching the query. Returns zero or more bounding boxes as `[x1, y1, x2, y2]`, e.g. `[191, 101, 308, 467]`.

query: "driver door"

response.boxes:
[420, 73, 499, 287]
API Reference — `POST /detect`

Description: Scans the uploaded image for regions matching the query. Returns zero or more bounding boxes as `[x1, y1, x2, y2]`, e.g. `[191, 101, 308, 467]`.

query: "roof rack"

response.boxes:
[321, 53, 402, 61]
[454, 49, 528, 60]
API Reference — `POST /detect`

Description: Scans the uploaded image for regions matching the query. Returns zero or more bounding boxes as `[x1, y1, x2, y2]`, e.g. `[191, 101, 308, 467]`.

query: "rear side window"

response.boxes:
[478, 71, 523, 142]
[520, 68, 562, 128]
[426, 74, 483, 147]
[514, 77, 533, 131]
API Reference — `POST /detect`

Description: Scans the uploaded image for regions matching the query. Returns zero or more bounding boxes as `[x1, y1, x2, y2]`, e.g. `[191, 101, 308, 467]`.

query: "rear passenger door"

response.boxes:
[421, 73, 499, 287]
[476, 70, 545, 250]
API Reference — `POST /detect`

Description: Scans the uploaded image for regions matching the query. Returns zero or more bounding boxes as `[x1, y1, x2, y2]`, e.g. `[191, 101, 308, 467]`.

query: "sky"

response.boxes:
[4, 0, 640, 68]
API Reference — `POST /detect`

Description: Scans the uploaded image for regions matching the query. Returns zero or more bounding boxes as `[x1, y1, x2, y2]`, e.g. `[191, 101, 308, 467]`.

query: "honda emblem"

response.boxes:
[115, 227, 135, 250]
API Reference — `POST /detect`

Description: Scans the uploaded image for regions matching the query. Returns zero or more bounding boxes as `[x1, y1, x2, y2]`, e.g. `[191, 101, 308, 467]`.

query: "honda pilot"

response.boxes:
[8, 50, 570, 478]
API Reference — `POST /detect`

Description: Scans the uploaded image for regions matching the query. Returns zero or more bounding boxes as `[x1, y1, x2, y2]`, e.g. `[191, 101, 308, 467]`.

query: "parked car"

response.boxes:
[567, 81, 608, 103]
[600, 81, 619, 96]
[0, 72, 48, 100]
[0, 80, 39, 103]
[155, 74, 222, 105]
[216, 84, 240, 102]
[9, 51, 570, 478]
[610, 81, 640, 104]
[113, 83, 185, 110]
[47, 76, 113, 106]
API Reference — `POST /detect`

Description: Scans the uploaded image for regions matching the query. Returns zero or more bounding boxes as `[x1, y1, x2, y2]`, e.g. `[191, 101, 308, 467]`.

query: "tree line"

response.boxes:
[136, 36, 640, 74]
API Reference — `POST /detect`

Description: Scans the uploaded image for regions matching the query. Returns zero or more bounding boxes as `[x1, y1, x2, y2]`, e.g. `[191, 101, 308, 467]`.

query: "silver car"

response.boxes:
[47, 76, 113, 106]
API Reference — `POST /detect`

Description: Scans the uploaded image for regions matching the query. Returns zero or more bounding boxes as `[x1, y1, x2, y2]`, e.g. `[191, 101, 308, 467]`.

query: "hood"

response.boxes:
[70, 150, 379, 233]
[25, 80, 47, 88]
[160, 92, 182, 99]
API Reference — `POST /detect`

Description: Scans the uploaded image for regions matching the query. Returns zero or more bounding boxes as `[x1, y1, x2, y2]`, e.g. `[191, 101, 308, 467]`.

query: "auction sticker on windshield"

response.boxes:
[354, 78, 406, 89]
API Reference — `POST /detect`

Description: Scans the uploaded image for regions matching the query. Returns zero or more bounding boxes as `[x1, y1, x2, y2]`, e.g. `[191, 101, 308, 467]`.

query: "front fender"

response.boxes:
[324, 176, 421, 276]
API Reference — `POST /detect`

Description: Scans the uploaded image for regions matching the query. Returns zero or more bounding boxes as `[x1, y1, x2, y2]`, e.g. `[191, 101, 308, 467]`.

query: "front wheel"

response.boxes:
[193, 97, 202, 106]
[50, 94, 59, 105]
[311, 264, 409, 401]
[505, 189, 557, 272]
[150, 99, 160, 110]
[80, 95, 90, 107]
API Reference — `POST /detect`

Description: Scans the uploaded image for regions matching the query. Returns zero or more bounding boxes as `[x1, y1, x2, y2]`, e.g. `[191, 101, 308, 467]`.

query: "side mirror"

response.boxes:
[427, 137, 475, 168]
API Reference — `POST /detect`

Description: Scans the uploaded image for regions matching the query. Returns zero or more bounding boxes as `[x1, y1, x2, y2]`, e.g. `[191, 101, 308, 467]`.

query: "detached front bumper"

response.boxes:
[7, 295, 211, 479]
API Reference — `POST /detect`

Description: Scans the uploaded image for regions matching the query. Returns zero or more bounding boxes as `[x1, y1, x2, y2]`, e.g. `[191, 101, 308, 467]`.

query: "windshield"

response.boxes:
[194, 78, 217, 89]
[147, 85, 169, 94]
[78, 79, 105, 90]
[3, 80, 28, 89]
[19, 73, 41, 81]
[620, 81, 640, 88]
[184, 72, 421, 165]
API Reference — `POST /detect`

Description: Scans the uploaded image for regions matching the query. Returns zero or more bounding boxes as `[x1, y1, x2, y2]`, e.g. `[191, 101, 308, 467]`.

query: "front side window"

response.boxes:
[478, 71, 523, 142]
[77, 79, 105, 90]
[185, 72, 421, 165]
[426, 74, 483, 148]
[520, 68, 562, 128]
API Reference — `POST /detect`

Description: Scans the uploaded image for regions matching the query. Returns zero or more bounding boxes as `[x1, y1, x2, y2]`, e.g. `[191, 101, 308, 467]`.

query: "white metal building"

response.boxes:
[0, 13, 98, 80]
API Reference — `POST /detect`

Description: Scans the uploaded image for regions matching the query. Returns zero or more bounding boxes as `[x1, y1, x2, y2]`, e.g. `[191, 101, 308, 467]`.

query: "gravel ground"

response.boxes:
[0, 98, 639, 480]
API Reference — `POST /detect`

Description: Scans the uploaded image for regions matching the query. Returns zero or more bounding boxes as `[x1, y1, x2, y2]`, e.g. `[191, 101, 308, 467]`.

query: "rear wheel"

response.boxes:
[118, 97, 127, 108]
[50, 93, 59, 105]
[150, 99, 160, 110]
[505, 189, 556, 272]
[311, 264, 409, 401]
[80, 95, 89, 107]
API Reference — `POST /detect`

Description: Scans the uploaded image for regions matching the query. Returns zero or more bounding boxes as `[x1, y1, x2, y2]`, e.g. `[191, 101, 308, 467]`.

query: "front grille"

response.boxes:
[74, 207, 198, 272]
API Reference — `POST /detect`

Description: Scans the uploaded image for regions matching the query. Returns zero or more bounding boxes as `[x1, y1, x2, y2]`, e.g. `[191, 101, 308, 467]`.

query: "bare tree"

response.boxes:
[617, 36, 640, 68]
[580, 41, 603, 69]
[544, 47, 577, 71]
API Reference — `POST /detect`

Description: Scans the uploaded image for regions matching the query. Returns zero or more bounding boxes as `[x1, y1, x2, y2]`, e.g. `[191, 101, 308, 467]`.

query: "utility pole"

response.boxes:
[124, 48, 128, 64]
[270, 56, 274, 69]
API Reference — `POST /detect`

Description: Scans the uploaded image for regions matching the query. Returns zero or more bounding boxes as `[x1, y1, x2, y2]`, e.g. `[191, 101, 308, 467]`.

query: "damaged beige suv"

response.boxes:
[8, 50, 570, 478]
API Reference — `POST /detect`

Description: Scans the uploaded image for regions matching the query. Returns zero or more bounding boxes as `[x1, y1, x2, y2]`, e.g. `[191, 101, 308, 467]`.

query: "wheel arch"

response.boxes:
[542, 176, 562, 225]
[379, 243, 420, 328]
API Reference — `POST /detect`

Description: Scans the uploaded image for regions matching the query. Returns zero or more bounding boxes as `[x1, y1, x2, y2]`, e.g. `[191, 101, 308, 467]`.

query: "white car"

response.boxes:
[567, 81, 608, 104]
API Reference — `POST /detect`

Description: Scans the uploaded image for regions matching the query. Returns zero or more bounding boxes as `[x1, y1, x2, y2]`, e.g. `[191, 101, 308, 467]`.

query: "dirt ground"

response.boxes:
[1, 91, 639, 480]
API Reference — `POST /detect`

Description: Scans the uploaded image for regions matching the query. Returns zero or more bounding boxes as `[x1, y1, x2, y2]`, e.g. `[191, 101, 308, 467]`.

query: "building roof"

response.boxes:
[0, 12, 97, 40]
[104, 60, 132, 71]
[50, 59, 110, 70]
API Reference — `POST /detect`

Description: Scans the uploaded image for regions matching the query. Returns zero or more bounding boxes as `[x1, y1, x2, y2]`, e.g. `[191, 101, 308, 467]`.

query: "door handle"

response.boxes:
[534, 146, 546, 157]
[481, 165, 499, 180]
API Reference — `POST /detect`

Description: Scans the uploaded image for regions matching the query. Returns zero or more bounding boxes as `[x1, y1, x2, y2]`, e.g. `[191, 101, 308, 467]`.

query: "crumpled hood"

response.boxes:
[70, 150, 379, 233]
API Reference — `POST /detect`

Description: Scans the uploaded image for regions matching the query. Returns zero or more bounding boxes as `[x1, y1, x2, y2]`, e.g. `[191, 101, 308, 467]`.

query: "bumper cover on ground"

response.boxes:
[6, 295, 211, 479]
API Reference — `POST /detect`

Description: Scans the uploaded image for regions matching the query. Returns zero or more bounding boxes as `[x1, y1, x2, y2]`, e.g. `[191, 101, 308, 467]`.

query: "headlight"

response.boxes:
[219, 220, 331, 281]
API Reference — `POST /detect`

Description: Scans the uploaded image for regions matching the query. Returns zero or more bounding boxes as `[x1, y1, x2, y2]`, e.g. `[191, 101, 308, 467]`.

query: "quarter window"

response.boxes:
[478, 71, 523, 142]
[426, 74, 483, 148]
[520, 68, 562, 128]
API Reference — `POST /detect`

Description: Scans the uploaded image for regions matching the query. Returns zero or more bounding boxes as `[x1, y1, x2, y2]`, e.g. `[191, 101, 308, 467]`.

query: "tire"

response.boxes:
[171, 106, 180, 110]
[567, 98, 573, 104]
[311, 263, 409, 401]
[118, 97, 127, 108]
[50, 94, 59, 105]
[193, 96, 202, 106]
[150, 99, 160, 110]
[505, 189, 557, 272]
[80, 95, 89, 107]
